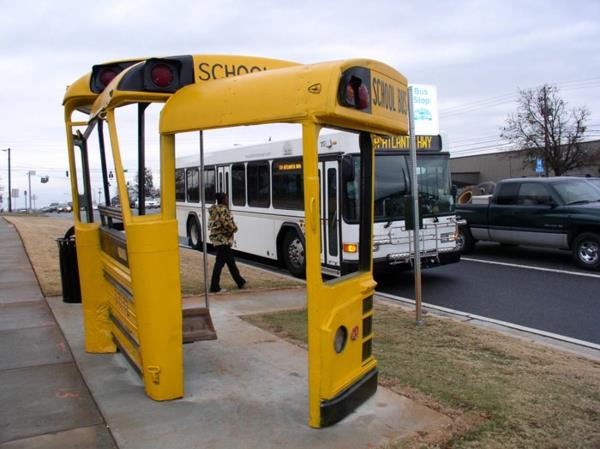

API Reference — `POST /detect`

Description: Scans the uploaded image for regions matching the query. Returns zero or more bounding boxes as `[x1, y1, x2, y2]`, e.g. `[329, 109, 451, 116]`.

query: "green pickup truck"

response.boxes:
[455, 177, 600, 270]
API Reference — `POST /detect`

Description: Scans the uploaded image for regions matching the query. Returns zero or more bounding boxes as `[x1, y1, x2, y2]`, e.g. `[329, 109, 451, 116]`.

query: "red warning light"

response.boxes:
[150, 63, 174, 88]
[99, 69, 118, 88]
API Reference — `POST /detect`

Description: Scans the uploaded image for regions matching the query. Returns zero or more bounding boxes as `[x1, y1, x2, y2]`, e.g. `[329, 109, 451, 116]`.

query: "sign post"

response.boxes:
[408, 86, 423, 326]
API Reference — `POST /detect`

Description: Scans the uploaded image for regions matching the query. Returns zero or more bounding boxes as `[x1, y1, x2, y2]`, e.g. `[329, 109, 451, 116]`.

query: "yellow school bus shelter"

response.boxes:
[63, 55, 408, 428]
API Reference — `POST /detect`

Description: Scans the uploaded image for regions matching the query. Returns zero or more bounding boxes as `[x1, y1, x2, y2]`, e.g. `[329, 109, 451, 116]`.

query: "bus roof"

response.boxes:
[160, 59, 409, 137]
[89, 55, 300, 119]
[174, 130, 447, 168]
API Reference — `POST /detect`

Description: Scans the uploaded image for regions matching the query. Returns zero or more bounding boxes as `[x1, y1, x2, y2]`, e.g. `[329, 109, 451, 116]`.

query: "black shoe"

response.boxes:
[238, 281, 247, 289]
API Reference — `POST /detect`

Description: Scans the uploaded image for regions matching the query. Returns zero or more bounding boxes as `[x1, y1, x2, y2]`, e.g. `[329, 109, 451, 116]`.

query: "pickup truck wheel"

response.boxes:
[456, 226, 475, 254]
[572, 232, 600, 270]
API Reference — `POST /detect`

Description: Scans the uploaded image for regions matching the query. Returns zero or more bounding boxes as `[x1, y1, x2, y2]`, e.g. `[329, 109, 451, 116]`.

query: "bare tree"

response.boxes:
[134, 167, 158, 197]
[501, 84, 590, 176]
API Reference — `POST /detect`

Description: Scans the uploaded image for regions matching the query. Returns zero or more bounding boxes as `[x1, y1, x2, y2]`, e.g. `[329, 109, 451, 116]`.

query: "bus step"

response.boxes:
[183, 307, 217, 343]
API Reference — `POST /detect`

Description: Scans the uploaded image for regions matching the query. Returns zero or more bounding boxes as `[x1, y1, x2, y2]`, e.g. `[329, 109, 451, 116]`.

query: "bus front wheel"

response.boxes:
[283, 231, 306, 278]
[187, 217, 202, 250]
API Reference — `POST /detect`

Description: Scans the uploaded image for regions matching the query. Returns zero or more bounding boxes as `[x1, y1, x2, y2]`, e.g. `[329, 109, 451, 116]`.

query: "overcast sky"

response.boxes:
[1, 0, 600, 208]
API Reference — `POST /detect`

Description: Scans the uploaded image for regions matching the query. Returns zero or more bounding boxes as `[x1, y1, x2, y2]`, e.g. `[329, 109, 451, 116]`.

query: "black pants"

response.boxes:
[210, 244, 245, 292]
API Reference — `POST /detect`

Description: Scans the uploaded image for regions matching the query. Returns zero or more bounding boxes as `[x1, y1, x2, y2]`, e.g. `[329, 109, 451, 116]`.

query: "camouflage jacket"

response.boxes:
[208, 204, 238, 246]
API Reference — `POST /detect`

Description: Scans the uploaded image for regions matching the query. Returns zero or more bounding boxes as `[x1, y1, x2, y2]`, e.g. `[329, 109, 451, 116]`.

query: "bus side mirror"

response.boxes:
[342, 157, 355, 183]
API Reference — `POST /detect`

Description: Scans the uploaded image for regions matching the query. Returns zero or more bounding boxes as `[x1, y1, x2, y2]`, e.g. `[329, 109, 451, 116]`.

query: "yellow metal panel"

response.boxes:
[110, 321, 143, 372]
[160, 59, 408, 137]
[90, 55, 300, 119]
[301, 122, 380, 428]
[191, 54, 298, 83]
[126, 219, 183, 400]
[302, 123, 322, 426]
[74, 223, 116, 353]
[62, 73, 95, 110]
[106, 109, 133, 223]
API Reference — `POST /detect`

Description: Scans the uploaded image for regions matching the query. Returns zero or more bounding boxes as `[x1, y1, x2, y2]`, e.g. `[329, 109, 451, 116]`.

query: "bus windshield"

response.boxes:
[417, 155, 455, 216]
[343, 153, 454, 223]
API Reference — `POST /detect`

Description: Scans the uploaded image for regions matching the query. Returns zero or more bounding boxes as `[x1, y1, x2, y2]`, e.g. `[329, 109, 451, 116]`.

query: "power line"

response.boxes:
[440, 77, 600, 118]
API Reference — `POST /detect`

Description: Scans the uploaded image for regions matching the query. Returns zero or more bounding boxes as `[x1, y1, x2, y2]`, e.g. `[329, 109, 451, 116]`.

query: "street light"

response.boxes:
[1, 148, 11, 212]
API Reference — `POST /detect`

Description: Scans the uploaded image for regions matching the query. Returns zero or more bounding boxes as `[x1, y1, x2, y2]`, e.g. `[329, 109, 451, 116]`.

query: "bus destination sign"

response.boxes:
[371, 134, 442, 151]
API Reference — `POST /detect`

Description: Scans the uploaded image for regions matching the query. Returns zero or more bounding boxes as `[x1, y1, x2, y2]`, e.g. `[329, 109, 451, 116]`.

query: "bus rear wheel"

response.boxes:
[187, 217, 202, 250]
[283, 231, 306, 278]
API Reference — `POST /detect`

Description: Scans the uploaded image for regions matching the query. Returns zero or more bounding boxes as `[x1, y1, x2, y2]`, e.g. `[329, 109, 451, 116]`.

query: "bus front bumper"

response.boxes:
[341, 247, 461, 275]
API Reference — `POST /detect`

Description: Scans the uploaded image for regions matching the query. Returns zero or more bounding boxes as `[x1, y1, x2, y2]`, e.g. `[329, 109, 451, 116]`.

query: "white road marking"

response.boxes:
[376, 291, 600, 351]
[461, 257, 600, 279]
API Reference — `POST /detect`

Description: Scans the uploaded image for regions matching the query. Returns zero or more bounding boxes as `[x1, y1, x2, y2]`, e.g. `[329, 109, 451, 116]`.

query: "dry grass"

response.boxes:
[244, 304, 600, 449]
[4, 216, 302, 297]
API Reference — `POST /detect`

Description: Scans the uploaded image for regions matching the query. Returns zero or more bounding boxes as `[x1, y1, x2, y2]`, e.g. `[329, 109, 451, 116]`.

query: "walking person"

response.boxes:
[209, 192, 246, 293]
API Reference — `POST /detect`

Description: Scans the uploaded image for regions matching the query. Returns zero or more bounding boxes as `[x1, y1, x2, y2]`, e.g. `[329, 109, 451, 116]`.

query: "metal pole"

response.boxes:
[97, 121, 111, 206]
[7, 148, 11, 212]
[408, 86, 423, 325]
[77, 134, 94, 223]
[138, 103, 149, 216]
[28, 171, 32, 213]
[200, 131, 209, 309]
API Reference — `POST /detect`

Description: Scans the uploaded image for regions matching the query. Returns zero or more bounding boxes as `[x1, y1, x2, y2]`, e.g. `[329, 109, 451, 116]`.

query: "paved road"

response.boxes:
[375, 243, 600, 345]
[182, 236, 600, 345]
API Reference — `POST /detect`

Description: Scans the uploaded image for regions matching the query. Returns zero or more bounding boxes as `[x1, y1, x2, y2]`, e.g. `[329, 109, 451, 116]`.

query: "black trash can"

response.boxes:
[56, 226, 82, 303]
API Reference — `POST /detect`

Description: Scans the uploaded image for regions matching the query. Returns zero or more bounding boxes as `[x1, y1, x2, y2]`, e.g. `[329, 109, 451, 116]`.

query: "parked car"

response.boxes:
[456, 177, 600, 270]
[584, 176, 600, 192]
[145, 197, 160, 209]
[57, 203, 72, 213]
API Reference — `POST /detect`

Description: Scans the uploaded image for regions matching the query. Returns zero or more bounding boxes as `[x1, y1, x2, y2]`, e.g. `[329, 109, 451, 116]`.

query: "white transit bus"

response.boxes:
[175, 131, 461, 277]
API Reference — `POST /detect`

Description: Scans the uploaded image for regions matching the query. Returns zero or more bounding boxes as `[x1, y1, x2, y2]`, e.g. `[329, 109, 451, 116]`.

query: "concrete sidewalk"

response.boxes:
[0, 217, 116, 448]
[0, 216, 451, 449]
[48, 289, 450, 449]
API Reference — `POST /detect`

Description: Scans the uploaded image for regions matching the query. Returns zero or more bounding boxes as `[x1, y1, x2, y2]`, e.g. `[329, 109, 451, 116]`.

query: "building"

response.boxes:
[450, 139, 600, 186]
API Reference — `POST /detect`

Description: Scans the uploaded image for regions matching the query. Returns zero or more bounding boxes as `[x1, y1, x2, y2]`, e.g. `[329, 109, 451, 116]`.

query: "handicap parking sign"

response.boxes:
[535, 158, 544, 173]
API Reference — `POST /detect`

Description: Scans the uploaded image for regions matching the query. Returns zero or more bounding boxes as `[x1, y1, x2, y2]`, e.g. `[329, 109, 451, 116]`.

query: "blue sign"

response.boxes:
[535, 158, 544, 173]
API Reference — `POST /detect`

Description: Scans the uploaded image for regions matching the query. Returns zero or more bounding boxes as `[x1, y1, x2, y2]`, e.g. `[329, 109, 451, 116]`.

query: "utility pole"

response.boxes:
[542, 86, 550, 177]
[27, 170, 36, 213]
[1, 148, 11, 212]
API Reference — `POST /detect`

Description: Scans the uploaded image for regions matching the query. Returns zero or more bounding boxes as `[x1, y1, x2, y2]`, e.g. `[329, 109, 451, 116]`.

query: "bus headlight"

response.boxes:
[440, 232, 456, 243]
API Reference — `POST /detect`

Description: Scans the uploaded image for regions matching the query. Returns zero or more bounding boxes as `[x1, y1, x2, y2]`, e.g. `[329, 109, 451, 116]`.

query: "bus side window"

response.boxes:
[186, 167, 199, 203]
[342, 156, 359, 223]
[175, 168, 185, 202]
[204, 167, 216, 203]
[272, 158, 304, 210]
[232, 163, 246, 206]
[247, 161, 270, 208]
